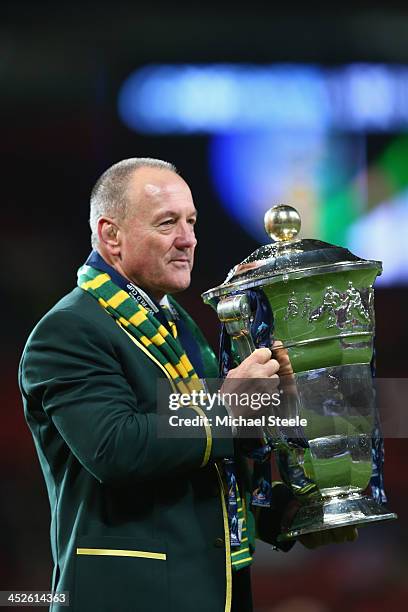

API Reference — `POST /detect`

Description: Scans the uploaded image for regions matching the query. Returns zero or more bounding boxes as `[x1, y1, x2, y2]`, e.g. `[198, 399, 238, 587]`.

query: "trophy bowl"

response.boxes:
[202, 205, 397, 541]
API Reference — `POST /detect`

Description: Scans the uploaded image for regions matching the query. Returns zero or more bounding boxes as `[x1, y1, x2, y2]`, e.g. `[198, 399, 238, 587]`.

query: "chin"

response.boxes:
[166, 274, 191, 295]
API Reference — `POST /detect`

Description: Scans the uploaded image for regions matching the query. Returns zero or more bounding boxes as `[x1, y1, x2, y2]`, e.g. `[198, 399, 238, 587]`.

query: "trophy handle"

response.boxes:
[217, 294, 256, 361]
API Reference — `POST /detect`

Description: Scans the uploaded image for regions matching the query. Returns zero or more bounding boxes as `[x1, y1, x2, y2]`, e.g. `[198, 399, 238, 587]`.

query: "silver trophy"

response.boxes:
[202, 205, 397, 540]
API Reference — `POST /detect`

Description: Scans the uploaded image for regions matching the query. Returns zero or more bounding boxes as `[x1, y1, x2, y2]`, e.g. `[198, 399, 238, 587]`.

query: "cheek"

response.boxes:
[128, 236, 152, 259]
[122, 243, 150, 274]
[138, 244, 168, 275]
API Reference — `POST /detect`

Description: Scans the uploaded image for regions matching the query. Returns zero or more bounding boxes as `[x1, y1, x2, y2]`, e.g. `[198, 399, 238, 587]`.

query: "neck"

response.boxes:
[95, 249, 165, 301]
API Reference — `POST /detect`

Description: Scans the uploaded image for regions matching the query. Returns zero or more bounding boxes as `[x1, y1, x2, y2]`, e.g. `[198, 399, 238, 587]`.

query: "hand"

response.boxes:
[219, 349, 280, 437]
[299, 526, 358, 549]
[271, 340, 299, 402]
[220, 348, 280, 415]
[225, 347, 280, 381]
[271, 340, 294, 378]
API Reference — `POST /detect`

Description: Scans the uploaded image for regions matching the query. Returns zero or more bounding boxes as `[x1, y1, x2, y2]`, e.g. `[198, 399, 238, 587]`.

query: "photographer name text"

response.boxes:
[168, 415, 308, 428]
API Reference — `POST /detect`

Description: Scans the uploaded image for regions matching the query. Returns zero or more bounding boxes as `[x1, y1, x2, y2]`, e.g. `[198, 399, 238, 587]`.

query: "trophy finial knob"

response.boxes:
[264, 205, 301, 242]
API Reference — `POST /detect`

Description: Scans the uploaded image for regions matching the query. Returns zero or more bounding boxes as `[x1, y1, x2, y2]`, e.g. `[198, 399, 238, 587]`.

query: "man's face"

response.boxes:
[117, 167, 197, 299]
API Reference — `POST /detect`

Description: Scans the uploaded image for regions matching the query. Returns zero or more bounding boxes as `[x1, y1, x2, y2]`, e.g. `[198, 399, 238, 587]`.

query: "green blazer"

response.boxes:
[19, 287, 293, 612]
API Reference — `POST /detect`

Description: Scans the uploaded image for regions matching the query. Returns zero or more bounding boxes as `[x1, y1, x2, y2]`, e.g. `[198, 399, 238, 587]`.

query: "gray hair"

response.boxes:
[89, 157, 177, 249]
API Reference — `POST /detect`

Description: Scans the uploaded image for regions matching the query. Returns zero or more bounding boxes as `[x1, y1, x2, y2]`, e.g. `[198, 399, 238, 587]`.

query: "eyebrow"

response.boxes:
[152, 209, 198, 222]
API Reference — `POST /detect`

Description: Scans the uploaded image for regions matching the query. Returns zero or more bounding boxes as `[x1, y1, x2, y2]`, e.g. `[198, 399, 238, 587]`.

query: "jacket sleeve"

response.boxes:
[19, 307, 234, 486]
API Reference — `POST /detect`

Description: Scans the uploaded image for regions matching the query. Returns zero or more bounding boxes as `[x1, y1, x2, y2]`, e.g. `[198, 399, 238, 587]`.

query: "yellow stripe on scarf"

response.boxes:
[180, 354, 194, 372]
[168, 321, 177, 338]
[151, 333, 166, 346]
[177, 380, 192, 395]
[129, 310, 148, 326]
[81, 273, 110, 291]
[164, 362, 179, 379]
[157, 324, 169, 338]
[118, 316, 130, 327]
[172, 360, 188, 378]
[107, 290, 130, 309]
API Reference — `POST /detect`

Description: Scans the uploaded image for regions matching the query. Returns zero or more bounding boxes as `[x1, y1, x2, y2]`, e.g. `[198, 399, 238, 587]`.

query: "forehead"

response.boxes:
[127, 167, 195, 217]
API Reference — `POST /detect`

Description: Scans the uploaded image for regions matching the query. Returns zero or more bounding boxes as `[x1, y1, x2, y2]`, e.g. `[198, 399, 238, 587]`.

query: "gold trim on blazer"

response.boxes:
[76, 548, 166, 561]
[189, 404, 213, 467]
[215, 463, 232, 612]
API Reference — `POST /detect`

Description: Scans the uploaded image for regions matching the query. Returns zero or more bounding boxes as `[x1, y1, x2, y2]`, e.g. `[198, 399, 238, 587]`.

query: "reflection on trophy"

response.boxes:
[202, 205, 397, 541]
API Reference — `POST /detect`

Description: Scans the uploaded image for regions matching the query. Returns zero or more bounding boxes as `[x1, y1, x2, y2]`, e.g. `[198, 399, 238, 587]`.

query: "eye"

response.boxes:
[188, 217, 197, 225]
[160, 219, 175, 226]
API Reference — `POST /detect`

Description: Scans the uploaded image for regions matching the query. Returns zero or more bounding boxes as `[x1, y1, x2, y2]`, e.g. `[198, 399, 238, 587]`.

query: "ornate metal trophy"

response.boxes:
[202, 205, 397, 540]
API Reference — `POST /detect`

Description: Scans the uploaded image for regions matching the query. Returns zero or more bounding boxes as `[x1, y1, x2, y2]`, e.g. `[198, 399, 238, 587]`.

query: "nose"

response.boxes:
[174, 222, 197, 249]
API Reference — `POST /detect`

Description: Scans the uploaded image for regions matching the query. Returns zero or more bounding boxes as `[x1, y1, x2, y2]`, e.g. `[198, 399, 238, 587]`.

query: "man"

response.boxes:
[19, 158, 355, 612]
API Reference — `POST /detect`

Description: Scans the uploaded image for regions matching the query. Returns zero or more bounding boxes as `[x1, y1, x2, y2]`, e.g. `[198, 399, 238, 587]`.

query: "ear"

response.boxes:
[97, 217, 121, 256]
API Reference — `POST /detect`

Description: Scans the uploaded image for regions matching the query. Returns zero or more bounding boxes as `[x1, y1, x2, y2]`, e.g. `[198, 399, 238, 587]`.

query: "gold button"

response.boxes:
[214, 537, 224, 548]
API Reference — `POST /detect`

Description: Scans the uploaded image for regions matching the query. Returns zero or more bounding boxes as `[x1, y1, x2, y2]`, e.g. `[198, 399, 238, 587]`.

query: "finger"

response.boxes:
[319, 532, 333, 546]
[345, 527, 358, 542]
[249, 362, 279, 378]
[299, 533, 324, 549]
[274, 350, 290, 367]
[247, 347, 272, 364]
[328, 526, 358, 544]
[331, 528, 346, 543]
[272, 342, 293, 375]
[262, 358, 280, 376]
[271, 339, 284, 350]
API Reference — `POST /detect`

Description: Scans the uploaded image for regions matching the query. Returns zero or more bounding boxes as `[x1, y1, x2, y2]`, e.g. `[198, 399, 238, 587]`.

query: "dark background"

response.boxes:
[2, 3, 408, 611]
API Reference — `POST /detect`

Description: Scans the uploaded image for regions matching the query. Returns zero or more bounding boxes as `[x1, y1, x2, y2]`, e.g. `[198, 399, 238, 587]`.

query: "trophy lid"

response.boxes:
[202, 205, 382, 301]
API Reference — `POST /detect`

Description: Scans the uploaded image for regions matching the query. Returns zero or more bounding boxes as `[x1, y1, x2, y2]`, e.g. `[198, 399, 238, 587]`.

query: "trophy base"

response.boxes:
[278, 491, 397, 542]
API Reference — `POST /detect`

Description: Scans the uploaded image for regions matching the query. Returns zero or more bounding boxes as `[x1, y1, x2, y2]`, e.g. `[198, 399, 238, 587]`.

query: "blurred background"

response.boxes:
[2, 1, 408, 610]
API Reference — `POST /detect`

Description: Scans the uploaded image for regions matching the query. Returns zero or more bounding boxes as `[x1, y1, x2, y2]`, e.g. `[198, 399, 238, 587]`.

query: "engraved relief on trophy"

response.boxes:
[284, 292, 313, 321]
[283, 282, 373, 331]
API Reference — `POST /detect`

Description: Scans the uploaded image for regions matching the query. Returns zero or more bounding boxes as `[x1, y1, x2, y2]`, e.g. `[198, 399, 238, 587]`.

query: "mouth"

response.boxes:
[170, 256, 191, 263]
[170, 259, 191, 267]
